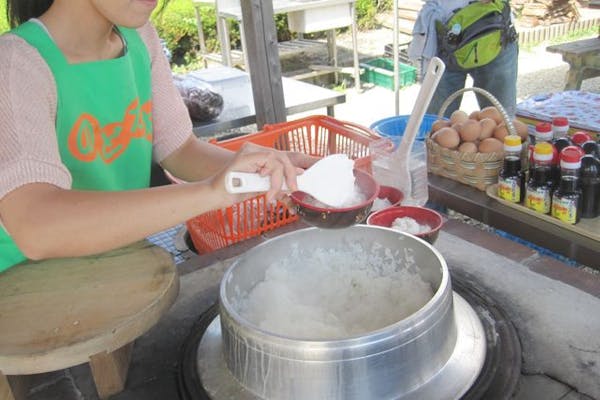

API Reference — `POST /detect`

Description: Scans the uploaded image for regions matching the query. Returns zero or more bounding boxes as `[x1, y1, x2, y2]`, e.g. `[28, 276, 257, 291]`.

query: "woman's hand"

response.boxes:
[209, 143, 312, 206]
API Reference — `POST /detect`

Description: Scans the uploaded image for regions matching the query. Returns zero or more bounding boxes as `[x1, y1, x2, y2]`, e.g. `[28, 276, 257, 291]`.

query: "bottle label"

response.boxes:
[551, 196, 578, 224]
[498, 177, 521, 203]
[525, 186, 551, 213]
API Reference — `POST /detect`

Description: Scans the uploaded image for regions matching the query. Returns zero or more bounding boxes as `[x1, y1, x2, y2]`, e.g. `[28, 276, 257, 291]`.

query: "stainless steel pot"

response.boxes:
[211, 226, 485, 400]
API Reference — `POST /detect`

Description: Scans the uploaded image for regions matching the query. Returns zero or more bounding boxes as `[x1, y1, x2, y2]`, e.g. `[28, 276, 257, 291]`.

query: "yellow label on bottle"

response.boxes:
[498, 178, 520, 203]
[525, 187, 551, 214]
[551, 196, 577, 224]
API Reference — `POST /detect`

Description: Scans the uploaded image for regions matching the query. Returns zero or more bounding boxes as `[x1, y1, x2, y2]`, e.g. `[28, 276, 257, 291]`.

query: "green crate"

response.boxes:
[360, 57, 417, 90]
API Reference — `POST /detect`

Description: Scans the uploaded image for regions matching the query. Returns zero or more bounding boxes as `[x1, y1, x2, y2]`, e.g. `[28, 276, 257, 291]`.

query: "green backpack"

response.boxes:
[436, 0, 517, 71]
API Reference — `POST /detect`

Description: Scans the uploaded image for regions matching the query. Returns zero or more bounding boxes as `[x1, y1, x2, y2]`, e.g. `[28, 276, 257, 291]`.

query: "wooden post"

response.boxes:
[240, 0, 286, 129]
[89, 343, 133, 399]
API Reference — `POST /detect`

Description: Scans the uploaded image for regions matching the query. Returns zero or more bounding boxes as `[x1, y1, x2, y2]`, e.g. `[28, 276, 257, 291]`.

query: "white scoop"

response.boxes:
[224, 154, 356, 208]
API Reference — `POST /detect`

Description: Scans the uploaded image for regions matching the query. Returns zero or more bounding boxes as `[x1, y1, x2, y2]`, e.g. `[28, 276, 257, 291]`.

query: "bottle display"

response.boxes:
[525, 142, 553, 214]
[580, 154, 600, 219]
[497, 135, 524, 203]
[551, 146, 584, 224]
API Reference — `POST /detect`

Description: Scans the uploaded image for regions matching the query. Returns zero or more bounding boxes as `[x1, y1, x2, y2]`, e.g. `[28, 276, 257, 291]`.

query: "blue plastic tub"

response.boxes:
[370, 114, 443, 148]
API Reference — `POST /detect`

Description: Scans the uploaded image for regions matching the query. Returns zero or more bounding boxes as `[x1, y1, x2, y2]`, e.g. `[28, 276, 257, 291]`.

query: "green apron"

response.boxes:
[0, 21, 153, 272]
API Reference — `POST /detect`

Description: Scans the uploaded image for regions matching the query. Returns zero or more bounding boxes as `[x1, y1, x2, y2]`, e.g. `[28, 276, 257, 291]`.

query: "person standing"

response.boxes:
[408, 0, 519, 118]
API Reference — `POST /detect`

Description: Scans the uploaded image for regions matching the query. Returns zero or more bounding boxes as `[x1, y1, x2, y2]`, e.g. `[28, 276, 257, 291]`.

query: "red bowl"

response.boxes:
[373, 185, 404, 209]
[366, 206, 444, 244]
[291, 169, 380, 229]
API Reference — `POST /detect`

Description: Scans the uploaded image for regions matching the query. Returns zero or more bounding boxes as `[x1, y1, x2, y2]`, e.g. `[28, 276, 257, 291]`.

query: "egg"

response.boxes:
[459, 119, 481, 142]
[479, 106, 503, 124]
[479, 118, 497, 140]
[458, 141, 478, 153]
[469, 110, 481, 121]
[512, 119, 529, 142]
[493, 123, 509, 141]
[433, 127, 460, 149]
[431, 119, 450, 132]
[450, 110, 469, 126]
[478, 137, 504, 153]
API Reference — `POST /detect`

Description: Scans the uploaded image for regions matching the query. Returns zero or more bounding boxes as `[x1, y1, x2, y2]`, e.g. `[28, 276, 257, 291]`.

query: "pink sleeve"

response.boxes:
[137, 22, 194, 163]
[0, 34, 72, 203]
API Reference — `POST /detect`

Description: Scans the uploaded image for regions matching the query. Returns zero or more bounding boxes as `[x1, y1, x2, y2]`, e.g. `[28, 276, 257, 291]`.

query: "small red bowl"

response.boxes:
[372, 185, 404, 210]
[366, 206, 444, 244]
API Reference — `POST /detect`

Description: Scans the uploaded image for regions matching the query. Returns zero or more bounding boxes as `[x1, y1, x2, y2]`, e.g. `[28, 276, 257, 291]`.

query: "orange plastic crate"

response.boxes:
[186, 115, 379, 253]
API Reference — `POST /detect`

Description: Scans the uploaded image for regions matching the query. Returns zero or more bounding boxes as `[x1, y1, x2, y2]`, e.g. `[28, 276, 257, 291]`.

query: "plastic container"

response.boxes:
[186, 116, 378, 253]
[360, 58, 417, 90]
[370, 114, 442, 149]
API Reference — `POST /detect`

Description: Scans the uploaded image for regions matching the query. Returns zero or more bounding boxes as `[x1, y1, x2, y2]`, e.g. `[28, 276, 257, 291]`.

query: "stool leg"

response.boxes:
[0, 373, 14, 400]
[89, 343, 133, 399]
[0, 373, 27, 400]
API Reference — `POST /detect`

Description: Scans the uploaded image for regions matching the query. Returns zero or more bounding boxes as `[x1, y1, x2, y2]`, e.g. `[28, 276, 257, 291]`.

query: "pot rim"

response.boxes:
[219, 225, 451, 348]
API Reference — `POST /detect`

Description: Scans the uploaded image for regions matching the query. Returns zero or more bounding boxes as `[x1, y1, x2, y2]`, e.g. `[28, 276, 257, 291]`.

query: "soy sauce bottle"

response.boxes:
[498, 135, 524, 203]
[552, 146, 584, 224]
[580, 154, 600, 218]
[525, 142, 553, 214]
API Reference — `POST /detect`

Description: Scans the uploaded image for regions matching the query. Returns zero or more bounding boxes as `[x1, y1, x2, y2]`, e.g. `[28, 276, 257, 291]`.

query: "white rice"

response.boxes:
[233, 242, 434, 340]
[391, 217, 431, 235]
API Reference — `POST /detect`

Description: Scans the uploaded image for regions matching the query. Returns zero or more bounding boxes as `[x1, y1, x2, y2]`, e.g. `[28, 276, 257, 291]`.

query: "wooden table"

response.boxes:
[427, 174, 599, 269]
[192, 71, 346, 137]
[210, 0, 360, 89]
[546, 37, 600, 90]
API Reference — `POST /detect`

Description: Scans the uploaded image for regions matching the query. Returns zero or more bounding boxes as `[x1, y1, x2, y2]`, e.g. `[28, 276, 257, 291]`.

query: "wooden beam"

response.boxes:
[240, 0, 286, 128]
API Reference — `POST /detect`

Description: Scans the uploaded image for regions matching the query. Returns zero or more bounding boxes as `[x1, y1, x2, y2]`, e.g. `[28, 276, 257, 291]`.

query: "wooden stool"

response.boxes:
[0, 241, 179, 399]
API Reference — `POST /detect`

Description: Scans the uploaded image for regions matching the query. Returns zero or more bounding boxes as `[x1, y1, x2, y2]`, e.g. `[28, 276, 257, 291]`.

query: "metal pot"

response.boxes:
[216, 226, 485, 399]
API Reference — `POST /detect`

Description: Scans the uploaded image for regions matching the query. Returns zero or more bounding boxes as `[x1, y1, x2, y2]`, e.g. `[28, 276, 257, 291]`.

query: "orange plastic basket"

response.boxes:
[186, 115, 379, 253]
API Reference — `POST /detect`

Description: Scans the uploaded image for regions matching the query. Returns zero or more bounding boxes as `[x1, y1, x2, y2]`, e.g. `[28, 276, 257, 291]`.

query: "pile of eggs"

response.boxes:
[431, 106, 529, 153]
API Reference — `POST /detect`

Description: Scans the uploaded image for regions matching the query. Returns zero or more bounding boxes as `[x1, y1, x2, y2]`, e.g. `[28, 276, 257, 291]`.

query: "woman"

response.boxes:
[0, 0, 315, 271]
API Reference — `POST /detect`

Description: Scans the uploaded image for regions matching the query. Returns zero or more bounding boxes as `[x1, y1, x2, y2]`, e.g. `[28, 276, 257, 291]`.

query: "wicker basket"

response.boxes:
[426, 87, 518, 191]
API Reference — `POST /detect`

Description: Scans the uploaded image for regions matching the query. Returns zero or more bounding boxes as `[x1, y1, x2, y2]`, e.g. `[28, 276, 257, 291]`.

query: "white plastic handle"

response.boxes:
[224, 171, 290, 194]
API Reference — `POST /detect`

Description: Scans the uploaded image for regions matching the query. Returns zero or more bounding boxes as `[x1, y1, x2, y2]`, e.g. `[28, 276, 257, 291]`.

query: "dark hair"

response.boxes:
[7, 0, 53, 28]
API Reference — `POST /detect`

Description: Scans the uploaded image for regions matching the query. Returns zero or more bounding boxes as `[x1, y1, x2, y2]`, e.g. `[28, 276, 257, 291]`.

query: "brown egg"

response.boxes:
[451, 122, 464, 134]
[479, 118, 497, 140]
[459, 119, 481, 142]
[512, 119, 529, 142]
[478, 137, 504, 153]
[458, 141, 478, 153]
[469, 110, 481, 121]
[433, 127, 460, 149]
[479, 106, 503, 125]
[450, 110, 469, 126]
[493, 123, 509, 141]
[431, 119, 451, 132]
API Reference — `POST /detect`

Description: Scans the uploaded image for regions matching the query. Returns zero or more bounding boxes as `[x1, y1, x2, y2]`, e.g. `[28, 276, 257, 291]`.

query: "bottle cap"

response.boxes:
[534, 122, 552, 141]
[571, 131, 593, 145]
[533, 142, 553, 161]
[560, 145, 584, 169]
[551, 117, 569, 127]
[503, 135, 521, 152]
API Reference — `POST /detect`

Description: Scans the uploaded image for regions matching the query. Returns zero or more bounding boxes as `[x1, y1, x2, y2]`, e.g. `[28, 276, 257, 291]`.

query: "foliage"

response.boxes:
[151, 0, 202, 65]
[0, 2, 8, 34]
